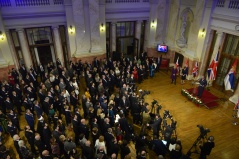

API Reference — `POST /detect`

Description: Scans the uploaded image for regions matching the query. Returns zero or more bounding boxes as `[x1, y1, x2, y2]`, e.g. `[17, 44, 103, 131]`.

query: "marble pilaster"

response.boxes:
[187, 0, 206, 57]
[147, 0, 158, 47]
[89, 0, 102, 53]
[111, 22, 116, 52]
[135, 21, 142, 56]
[17, 29, 32, 69]
[166, 0, 181, 46]
[72, 0, 90, 54]
[5, 31, 19, 69]
[143, 20, 149, 51]
[155, 0, 167, 43]
[52, 26, 64, 66]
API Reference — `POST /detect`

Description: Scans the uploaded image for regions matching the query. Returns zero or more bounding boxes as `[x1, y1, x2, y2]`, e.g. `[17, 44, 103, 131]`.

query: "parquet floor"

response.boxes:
[4, 70, 239, 159]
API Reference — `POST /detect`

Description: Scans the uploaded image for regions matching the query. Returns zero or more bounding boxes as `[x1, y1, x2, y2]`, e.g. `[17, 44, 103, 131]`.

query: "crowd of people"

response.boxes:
[0, 53, 214, 159]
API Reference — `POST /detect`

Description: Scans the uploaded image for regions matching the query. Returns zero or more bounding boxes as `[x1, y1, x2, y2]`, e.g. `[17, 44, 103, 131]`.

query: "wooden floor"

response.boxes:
[4, 70, 239, 159]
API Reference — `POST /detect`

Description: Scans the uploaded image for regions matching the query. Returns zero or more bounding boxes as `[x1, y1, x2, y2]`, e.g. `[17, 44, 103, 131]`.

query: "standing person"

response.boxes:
[199, 136, 215, 159]
[198, 76, 207, 98]
[181, 66, 187, 84]
[171, 65, 178, 85]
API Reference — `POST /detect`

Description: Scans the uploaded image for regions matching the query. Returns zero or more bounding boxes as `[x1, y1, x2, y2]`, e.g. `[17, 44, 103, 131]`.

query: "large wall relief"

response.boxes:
[176, 7, 194, 48]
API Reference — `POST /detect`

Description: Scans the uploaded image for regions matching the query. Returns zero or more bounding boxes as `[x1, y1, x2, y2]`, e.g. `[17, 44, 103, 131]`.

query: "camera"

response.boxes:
[163, 110, 172, 119]
[197, 125, 210, 137]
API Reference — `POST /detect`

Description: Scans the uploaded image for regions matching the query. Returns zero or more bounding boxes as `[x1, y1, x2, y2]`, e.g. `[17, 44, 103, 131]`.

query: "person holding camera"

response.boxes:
[147, 114, 162, 138]
[199, 136, 215, 159]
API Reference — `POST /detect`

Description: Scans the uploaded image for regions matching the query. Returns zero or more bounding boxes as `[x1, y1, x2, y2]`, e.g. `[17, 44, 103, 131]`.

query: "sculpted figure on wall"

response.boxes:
[176, 8, 194, 48]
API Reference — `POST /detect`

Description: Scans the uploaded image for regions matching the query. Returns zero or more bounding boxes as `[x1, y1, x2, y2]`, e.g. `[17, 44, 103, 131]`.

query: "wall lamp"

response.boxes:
[69, 25, 74, 34]
[151, 20, 156, 28]
[100, 23, 104, 31]
[200, 28, 206, 37]
[0, 31, 5, 40]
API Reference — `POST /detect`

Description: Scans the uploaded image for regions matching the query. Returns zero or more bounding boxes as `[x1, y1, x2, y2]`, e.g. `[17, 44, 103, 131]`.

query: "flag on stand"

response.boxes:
[192, 61, 198, 77]
[234, 97, 239, 110]
[207, 52, 219, 80]
[224, 58, 238, 91]
[185, 58, 189, 76]
[175, 57, 180, 74]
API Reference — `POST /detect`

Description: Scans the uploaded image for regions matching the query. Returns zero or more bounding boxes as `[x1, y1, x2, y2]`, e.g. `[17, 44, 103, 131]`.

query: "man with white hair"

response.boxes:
[18, 140, 33, 159]
[13, 134, 22, 159]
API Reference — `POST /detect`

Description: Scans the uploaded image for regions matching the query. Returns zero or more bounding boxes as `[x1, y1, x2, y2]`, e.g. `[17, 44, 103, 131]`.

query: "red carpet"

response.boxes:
[187, 88, 219, 109]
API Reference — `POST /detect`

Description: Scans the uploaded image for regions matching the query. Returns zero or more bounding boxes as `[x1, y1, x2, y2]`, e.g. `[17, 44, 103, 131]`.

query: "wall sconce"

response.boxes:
[0, 31, 5, 40]
[200, 28, 206, 37]
[69, 25, 74, 34]
[100, 23, 104, 31]
[151, 20, 156, 28]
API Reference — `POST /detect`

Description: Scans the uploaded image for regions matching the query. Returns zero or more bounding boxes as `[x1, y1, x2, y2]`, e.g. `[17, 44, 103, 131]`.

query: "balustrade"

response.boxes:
[0, 0, 11, 7]
[228, 0, 239, 9]
[15, 0, 50, 6]
[53, 0, 63, 5]
[115, 0, 140, 3]
[216, 0, 225, 7]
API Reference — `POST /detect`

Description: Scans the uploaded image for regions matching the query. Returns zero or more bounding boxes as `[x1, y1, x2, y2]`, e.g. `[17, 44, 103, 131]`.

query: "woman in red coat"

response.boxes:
[132, 67, 138, 83]
[8, 72, 15, 86]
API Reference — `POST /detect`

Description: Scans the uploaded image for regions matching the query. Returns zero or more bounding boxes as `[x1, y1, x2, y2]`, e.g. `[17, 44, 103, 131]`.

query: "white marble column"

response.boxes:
[17, 28, 32, 69]
[135, 20, 142, 56]
[111, 22, 116, 52]
[5, 31, 19, 69]
[52, 26, 64, 66]
[143, 20, 149, 51]
[99, 0, 106, 53]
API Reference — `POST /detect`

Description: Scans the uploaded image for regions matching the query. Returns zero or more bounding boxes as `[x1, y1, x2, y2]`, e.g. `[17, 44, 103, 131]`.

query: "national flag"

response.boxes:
[224, 58, 238, 91]
[207, 52, 219, 80]
[192, 61, 198, 77]
[185, 58, 189, 75]
[175, 57, 179, 68]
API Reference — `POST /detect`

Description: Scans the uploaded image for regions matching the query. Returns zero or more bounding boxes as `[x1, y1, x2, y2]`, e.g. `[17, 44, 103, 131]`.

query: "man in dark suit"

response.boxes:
[8, 109, 21, 131]
[79, 119, 90, 139]
[198, 76, 207, 98]
[13, 134, 23, 159]
[19, 64, 27, 80]
[72, 115, 80, 145]
[38, 63, 45, 81]
[7, 121, 18, 137]
[12, 91, 23, 114]
[5, 97, 14, 112]
[25, 125, 36, 155]
[25, 109, 34, 131]
[82, 140, 94, 159]
[147, 114, 162, 137]
[119, 114, 130, 140]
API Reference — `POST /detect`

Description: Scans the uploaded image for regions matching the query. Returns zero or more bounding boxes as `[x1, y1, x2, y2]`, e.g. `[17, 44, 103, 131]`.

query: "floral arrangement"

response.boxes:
[181, 89, 203, 105]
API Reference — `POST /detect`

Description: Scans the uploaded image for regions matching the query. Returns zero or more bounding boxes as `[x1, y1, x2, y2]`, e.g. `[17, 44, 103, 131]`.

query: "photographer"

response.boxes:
[147, 114, 162, 138]
[199, 136, 215, 159]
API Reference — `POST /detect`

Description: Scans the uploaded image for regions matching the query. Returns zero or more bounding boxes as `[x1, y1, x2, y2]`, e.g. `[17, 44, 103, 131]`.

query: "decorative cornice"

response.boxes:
[2, 12, 65, 20]
[212, 13, 239, 24]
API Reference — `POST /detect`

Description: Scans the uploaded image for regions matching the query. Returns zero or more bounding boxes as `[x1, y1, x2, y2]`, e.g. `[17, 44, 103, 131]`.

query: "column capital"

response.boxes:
[16, 28, 24, 33]
[52, 25, 59, 30]
[216, 31, 223, 35]
[111, 22, 117, 26]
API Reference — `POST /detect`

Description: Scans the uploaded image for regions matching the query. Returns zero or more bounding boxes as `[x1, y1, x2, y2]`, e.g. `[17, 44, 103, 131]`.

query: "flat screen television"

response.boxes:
[157, 44, 168, 53]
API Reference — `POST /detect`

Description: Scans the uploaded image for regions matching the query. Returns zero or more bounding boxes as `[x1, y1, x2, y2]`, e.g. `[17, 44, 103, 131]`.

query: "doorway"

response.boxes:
[116, 37, 138, 58]
[35, 40, 53, 67]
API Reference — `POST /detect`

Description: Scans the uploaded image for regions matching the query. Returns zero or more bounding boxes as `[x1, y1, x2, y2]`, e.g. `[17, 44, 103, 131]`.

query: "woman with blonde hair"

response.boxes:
[95, 135, 107, 154]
